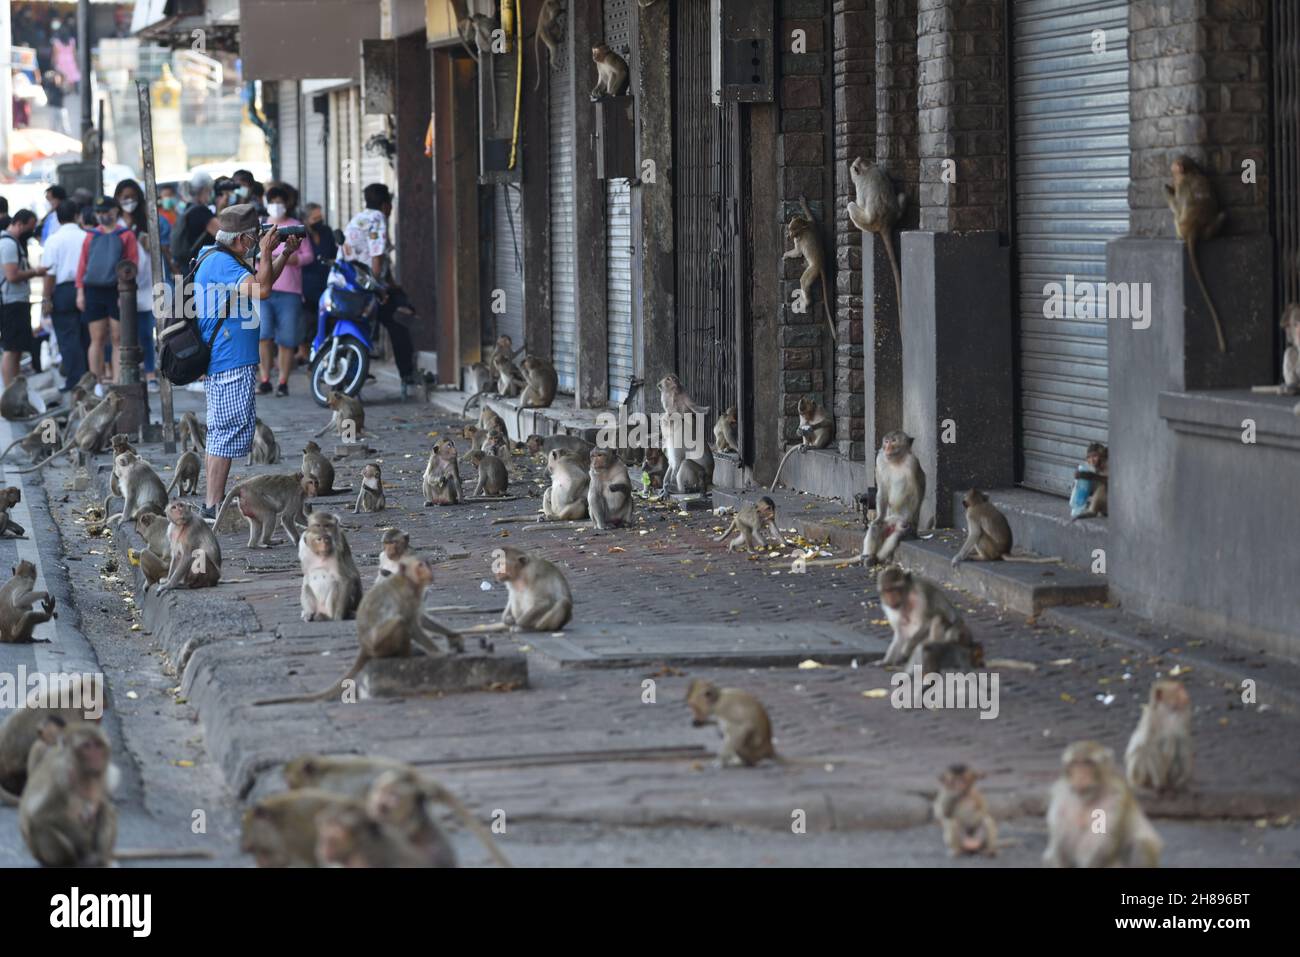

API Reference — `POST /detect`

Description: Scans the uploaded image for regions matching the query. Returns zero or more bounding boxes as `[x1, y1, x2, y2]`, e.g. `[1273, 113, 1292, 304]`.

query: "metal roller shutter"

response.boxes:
[549, 42, 577, 393]
[604, 0, 634, 404]
[1012, 0, 1129, 494]
[493, 183, 525, 348]
[303, 97, 326, 215]
[360, 112, 388, 195]
[277, 80, 300, 189]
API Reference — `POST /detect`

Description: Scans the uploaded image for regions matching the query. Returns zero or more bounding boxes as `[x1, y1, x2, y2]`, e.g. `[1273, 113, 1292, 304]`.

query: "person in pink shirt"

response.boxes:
[257, 184, 315, 396]
[75, 198, 138, 386]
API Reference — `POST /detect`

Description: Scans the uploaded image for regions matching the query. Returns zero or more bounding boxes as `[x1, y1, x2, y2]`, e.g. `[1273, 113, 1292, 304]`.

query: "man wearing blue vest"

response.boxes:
[193, 204, 301, 520]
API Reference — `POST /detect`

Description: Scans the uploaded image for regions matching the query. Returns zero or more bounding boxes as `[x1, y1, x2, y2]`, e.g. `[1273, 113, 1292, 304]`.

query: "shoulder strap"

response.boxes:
[195, 245, 252, 350]
[0, 234, 19, 292]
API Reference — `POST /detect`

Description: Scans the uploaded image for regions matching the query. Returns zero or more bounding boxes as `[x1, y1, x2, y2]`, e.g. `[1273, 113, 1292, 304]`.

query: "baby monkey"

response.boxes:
[685, 679, 775, 768]
[1125, 680, 1193, 795]
[714, 497, 784, 552]
[934, 764, 998, 858]
[375, 528, 410, 583]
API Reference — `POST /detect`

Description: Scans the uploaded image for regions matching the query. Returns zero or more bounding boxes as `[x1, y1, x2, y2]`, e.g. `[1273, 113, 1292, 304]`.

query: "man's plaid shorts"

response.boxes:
[205, 365, 257, 459]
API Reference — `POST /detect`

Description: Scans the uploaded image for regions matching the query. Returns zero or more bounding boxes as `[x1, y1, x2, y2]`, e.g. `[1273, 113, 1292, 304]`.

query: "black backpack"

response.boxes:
[158, 245, 251, 386]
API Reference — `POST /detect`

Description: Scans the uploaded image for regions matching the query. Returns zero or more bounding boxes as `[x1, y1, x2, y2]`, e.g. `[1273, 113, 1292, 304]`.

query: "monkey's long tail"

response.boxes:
[1002, 554, 1062, 564]
[769, 444, 802, 492]
[0, 433, 29, 461]
[820, 274, 837, 344]
[165, 472, 181, 496]
[253, 650, 370, 707]
[13, 437, 77, 474]
[212, 487, 241, 533]
[434, 786, 514, 867]
[462, 390, 489, 418]
[881, 229, 904, 317]
[1186, 236, 1227, 353]
[0, 783, 19, 806]
[114, 848, 216, 861]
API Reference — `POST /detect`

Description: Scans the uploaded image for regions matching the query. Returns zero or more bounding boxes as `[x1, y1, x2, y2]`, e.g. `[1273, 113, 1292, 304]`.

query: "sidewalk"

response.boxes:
[34, 369, 1300, 856]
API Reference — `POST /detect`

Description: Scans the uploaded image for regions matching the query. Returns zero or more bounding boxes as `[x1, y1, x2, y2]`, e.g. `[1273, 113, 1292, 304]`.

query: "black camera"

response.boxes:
[259, 223, 306, 238]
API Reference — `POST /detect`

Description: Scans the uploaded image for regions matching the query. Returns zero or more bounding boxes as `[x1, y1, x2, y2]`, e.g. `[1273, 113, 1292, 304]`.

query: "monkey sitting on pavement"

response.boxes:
[303, 440, 350, 496]
[375, 528, 410, 584]
[247, 418, 281, 465]
[19, 723, 118, 867]
[877, 566, 981, 673]
[0, 675, 103, 806]
[0, 486, 26, 538]
[0, 559, 57, 643]
[154, 501, 223, 594]
[862, 430, 925, 563]
[1125, 680, 1193, 795]
[353, 463, 386, 513]
[315, 390, 366, 439]
[770, 397, 834, 490]
[479, 546, 572, 633]
[952, 489, 1061, 566]
[587, 447, 633, 529]
[1044, 740, 1162, 868]
[423, 440, 462, 506]
[466, 449, 509, 497]
[685, 679, 776, 768]
[1069, 443, 1108, 521]
[934, 764, 998, 858]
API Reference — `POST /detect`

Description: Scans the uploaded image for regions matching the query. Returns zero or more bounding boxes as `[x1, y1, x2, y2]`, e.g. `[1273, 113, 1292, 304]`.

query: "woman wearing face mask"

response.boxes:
[114, 179, 161, 391]
[0, 210, 49, 387]
[257, 185, 314, 396]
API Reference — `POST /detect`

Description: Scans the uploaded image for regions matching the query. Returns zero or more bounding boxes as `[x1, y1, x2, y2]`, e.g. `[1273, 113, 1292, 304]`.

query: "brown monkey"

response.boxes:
[587, 447, 633, 529]
[104, 452, 169, 527]
[953, 489, 1061, 566]
[863, 430, 925, 563]
[154, 500, 222, 593]
[713, 406, 738, 453]
[166, 449, 202, 497]
[240, 789, 358, 867]
[877, 566, 980, 672]
[367, 767, 512, 868]
[299, 528, 358, 622]
[1044, 740, 1162, 868]
[375, 527, 410, 583]
[847, 157, 906, 311]
[20, 723, 118, 867]
[685, 680, 775, 768]
[315, 803, 427, 868]
[466, 449, 509, 497]
[283, 753, 411, 797]
[934, 764, 998, 858]
[715, 497, 784, 552]
[1125, 680, 1193, 795]
[247, 417, 281, 465]
[458, 13, 498, 125]
[0, 675, 103, 806]
[462, 424, 485, 452]
[657, 374, 711, 496]
[0, 374, 39, 419]
[590, 43, 629, 99]
[0, 421, 61, 463]
[769, 397, 834, 491]
[488, 546, 572, 631]
[1070, 442, 1108, 521]
[482, 428, 510, 460]
[315, 390, 366, 439]
[1165, 155, 1227, 352]
[478, 404, 507, 437]
[527, 432, 593, 465]
[98, 433, 135, 512]
[784, 197, 836, 342]
[16, 391, 123, 473]
[24, 715, 67, 779]
[514, 355, 558, 435]
[134, 511, 171, 588]
[301, 440, 349, 496]
[0, 485, 25, 538]
[642, 446, 667, 491]
[353, 463, 386, 514]
[1254, 303, 1300, 395]
[542, 448, 589, 520]
[0, 559, 57, 643]
[255, 556, 460, 706]
[534, 0, 564, 91]
[492, 351, 525, 399]
[214, 471, 317, 548]
[178, 410, 207, 453]
[423, 439, 461, 506]
[301, 511, 362, 616]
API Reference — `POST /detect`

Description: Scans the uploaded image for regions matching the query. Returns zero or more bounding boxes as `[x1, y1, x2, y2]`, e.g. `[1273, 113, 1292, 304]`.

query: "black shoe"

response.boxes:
[200, 505, 217, 522]
[276, 382, 289, 397]
[257, 380, 273, 395]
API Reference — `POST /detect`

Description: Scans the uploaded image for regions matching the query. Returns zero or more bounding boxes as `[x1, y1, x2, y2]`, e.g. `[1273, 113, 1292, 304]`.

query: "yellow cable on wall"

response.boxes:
[508, 0, 523, 170]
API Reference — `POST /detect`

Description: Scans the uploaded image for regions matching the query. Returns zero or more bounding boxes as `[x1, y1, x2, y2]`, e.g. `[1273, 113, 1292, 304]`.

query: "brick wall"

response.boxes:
[916, 0, 1007, 233]
[832, 0, 873, 461]
[875, 0, 919, 221]
[778, 0, 834, 445]
[1128, 0, 1269, 238]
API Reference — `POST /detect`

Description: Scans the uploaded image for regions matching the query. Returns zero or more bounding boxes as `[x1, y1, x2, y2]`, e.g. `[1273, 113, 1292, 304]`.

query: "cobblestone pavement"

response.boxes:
[4, 367, 1298, 866]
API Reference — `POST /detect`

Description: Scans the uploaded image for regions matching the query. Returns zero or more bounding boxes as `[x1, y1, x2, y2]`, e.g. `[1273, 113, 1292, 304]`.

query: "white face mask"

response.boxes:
[266, 203, 286, 220]
[121, 199, 138, 213]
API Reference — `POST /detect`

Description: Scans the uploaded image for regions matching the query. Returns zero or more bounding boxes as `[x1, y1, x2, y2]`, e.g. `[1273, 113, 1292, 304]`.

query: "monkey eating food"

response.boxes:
[0, 559, 57, 644]
[685, 679, 776, 768]
[1069, 442, 1108, 521]
[877, 565, 981, 673]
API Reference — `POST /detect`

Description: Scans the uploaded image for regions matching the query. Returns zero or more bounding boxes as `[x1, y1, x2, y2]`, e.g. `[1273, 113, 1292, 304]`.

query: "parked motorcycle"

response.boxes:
[308, 245, 382, 407]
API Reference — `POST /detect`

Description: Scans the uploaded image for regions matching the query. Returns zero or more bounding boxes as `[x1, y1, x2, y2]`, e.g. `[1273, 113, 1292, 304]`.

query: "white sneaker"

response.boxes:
[147, 379, 160, 393]
[184, 381, 206, 392]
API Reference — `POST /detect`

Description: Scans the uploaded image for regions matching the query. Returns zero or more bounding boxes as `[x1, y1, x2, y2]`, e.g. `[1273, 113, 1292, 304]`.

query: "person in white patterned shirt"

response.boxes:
[341, 183, 417, 384]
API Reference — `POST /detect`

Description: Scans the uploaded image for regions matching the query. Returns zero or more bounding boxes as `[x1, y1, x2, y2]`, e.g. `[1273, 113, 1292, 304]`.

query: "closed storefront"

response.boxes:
[604, 0, 634, 403]
[493, 182, 525, 348]
[1011, 0, 1130, 493]
[277, 80, 301, 189]
[549, 36, 577, 393]
[303, 93, 328, 213]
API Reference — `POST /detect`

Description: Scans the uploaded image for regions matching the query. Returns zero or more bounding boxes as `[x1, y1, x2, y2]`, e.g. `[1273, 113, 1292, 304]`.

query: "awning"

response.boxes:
[240, 0, 383, 82]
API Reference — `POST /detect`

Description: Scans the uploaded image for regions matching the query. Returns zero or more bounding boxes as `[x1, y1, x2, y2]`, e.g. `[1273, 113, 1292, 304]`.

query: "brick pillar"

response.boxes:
[832, 0, 873, 461]
[778, 0, 834, 446]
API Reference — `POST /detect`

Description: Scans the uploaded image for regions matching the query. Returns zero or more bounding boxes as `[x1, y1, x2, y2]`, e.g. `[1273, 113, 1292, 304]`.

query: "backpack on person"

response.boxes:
[158, 245, 251, 386]
[0, 233, 24, 297]
[82, 226, 129, 287]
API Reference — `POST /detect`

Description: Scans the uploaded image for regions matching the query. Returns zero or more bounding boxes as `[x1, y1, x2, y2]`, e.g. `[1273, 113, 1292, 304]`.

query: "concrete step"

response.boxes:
[713, 485, 1107, 616]
[950, 486, 1107, 572]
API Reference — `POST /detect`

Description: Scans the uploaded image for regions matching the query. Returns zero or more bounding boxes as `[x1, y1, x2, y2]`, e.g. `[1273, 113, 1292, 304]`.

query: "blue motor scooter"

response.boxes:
[308, 247, 383, 407]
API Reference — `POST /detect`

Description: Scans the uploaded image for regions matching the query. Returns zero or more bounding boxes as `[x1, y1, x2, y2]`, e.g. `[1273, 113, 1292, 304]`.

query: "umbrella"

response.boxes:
[8, 128, 83, 173]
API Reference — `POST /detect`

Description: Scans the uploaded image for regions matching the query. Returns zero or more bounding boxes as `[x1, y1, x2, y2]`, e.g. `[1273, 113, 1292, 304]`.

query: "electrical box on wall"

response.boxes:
[479, 34, 520, 182]
[595, 95, 636, 180]
[710, 0, 774, 104]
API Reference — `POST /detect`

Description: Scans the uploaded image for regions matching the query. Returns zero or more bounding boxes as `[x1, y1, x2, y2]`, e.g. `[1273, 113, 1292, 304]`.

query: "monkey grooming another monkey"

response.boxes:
[862, 430, 925, 563]
[877, 565, 981, 672]
[715, 498, 785, 552]
[134, 511, 172, 589]
[1165, 155, 1228, 353]
[166, 450, 202, 497]
[19, 723, 118, 867]
[847, 157, 906, 311]
[535, 0, 564, 90]
[214, 472, 318, 548]
[352, 464, 386, 514]
[315, 390, 366, 440]
[0, 560, 57, 643]
[784, 197, 836, 343]
[590, 43, 629, 100]
[587, 448, 633, 529]
[423, 439, 462, 506]
[1125, 680, 1193, 795]
[466, 449, 509, 497]
[16, 391, 124, 474]
[257, 555, 460, 706]
[934, 764, 998, 858]
[247, 418, 281, 465]
[1044, 740, 1162, 868]
[375, 528, 410, 583]
[685, 680, 776, 768]
[952, 489, 1060, 566]
[154, 500, 223, 594]
[0, 486, 26, 538]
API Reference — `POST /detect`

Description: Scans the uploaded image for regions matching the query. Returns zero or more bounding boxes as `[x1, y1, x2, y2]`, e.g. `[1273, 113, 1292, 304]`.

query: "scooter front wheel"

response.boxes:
[309, 337, 370, 407]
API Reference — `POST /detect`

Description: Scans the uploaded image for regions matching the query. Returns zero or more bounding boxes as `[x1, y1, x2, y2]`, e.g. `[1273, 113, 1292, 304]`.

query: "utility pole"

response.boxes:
[137, 80, 175, 452]
[77, 0, 91, 143]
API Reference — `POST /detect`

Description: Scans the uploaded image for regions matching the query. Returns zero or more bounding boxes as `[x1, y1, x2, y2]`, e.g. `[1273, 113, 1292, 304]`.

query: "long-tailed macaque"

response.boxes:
[535, 0, 564, 91]
[784, 197, 835, 342]
[0, 559, 57, 643]
[542, 449, 589, 520]
[685, 679, 776, 767]
[1125, 680, 1193, 795]
[16, 391, 123, 473]
[847, 157, 905, 311]
[862, 430, 924, 563]
[715, 498, 784, 552]
[214, 472, 317, 548]
[423, 440, 461, 506]
[489, 546, 572, 632]
[877, 566, 980, 672]
[590, 44, 629, 99]
[166, 450, 202, 496]
[154, 500, 223, 593]
[19, 723, 118, 867]
[587, 447, 633, 529]
[953, 489, 1061, 565]
[934, 764, 998, 858]
[1164, 155, 1227, 352]
[1044, 741, 1162, 868]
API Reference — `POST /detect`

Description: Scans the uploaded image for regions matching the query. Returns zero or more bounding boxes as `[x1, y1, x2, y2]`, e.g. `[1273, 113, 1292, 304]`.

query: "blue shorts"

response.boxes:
[82, 284, 119, 323]
[259, 290, 304, 349]
[205, 365, 257, 458]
